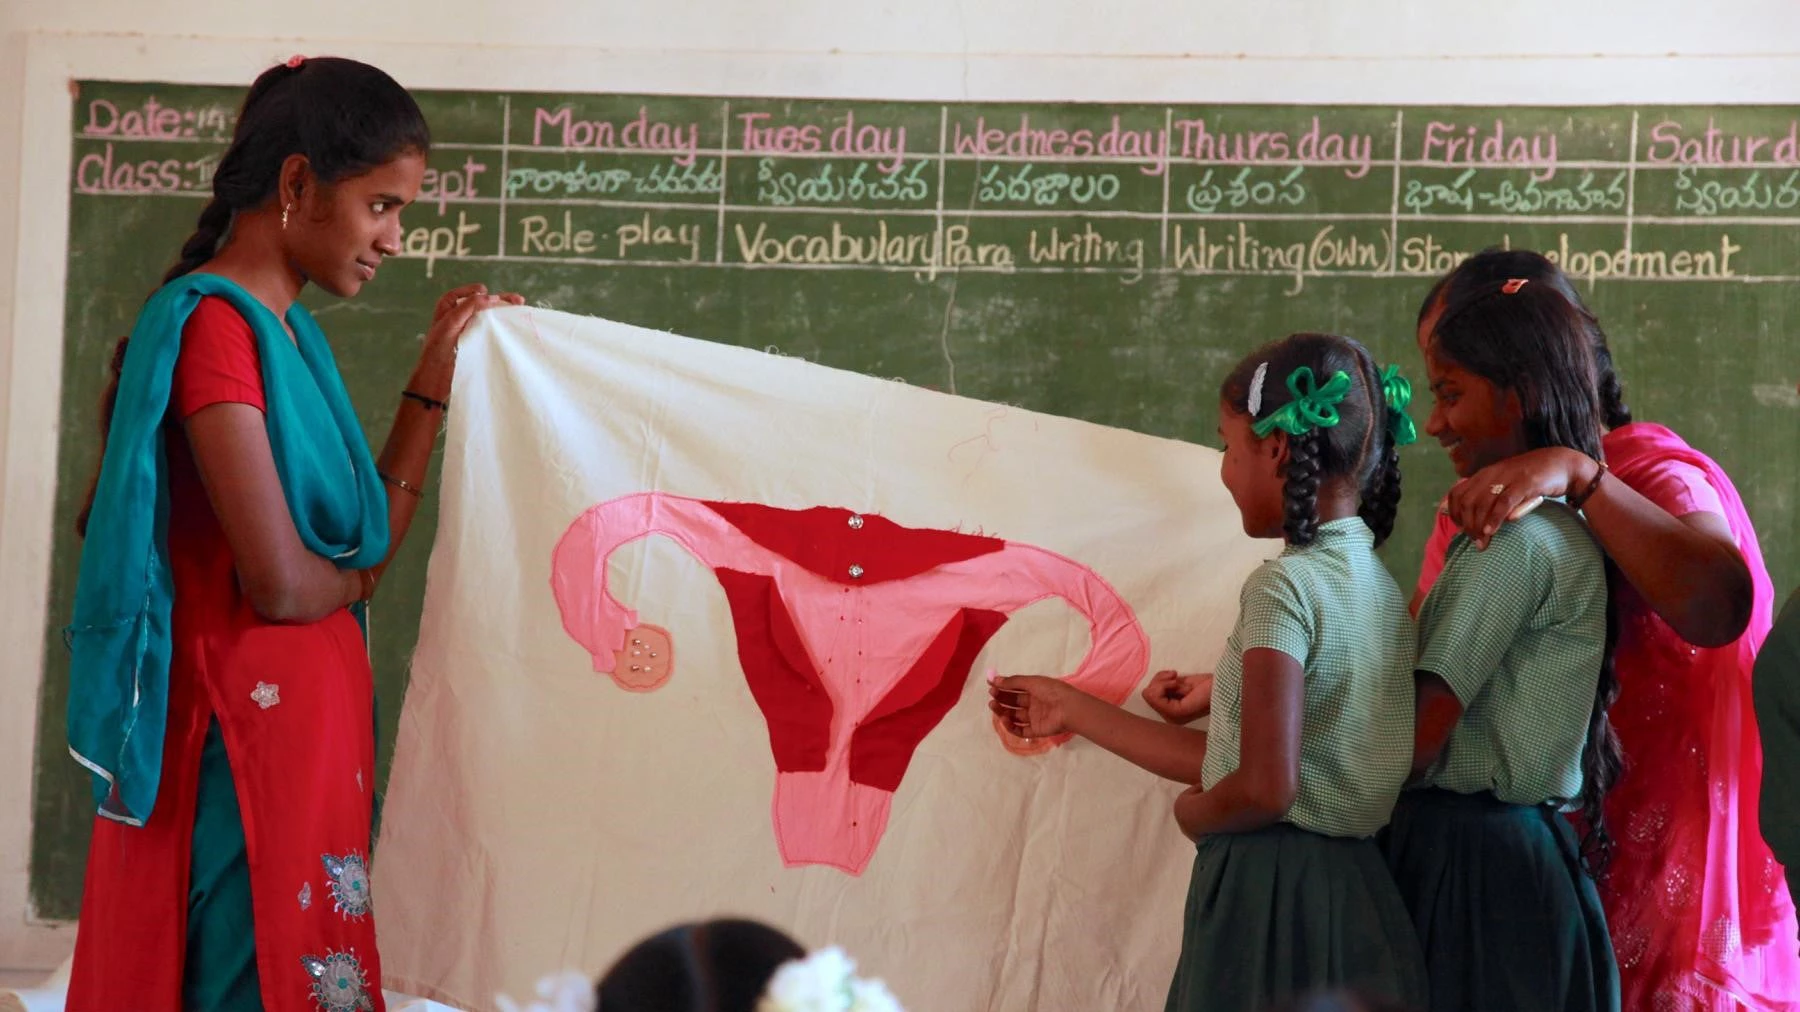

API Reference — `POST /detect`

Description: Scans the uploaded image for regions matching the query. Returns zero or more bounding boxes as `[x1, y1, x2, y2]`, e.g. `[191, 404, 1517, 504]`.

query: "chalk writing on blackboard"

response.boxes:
[70, 97, 1800, 291]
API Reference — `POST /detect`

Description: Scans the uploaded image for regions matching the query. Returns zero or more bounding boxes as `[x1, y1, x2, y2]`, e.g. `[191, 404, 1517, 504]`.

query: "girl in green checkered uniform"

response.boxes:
[992, 333, 1428, 1012]
[1383, 278, 1623, 1012]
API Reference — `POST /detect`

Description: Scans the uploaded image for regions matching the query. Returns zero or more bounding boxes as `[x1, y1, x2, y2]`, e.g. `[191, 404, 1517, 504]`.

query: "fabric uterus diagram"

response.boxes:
[551, 492, 1150, 874]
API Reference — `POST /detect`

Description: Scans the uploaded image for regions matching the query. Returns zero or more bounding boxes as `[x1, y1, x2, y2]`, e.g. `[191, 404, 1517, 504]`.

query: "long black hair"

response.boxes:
[1219, 333, 1402, 548]
[1430, 280, 1625, 875]
[596, 919, 807, 1012]
[1420, 247, 1632, 430]
[76, 57, 430, 537]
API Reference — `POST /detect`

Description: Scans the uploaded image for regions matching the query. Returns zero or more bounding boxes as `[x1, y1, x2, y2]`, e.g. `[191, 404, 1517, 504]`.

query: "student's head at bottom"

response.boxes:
[593, 918, 904, 1012]
[596, 919, 803, 1012]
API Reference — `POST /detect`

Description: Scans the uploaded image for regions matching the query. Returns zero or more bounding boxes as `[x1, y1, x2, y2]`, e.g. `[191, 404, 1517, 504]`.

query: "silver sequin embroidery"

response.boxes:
[251, 682, 281, 709]
[1627, 803, 1669, 845]
[1662, 863, 1698, 913]
[301, 950, 374, 1012]
[1702, 916, 1742, 961]
[321, 853, 372, 920]
[1613, 925, 1649, 969]
[298, 882, 312, 911]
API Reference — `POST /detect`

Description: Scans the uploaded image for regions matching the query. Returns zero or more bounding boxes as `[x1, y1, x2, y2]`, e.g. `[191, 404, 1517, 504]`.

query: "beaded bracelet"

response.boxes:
[1568, 459, 1609, 511]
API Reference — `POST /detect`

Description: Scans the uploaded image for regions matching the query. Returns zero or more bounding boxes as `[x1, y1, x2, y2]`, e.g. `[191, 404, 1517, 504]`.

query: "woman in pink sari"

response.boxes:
[1414, 249, 1799, 1010]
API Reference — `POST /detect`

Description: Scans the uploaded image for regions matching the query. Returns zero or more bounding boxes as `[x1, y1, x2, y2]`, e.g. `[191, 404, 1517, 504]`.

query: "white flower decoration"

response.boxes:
[495, 971, 595, 1012]
[847, 977, 904, 1012]
[755, 947, 904, 1012]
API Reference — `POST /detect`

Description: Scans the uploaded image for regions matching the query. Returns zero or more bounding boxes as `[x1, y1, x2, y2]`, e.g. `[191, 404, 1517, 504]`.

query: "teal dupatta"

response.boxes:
[66, 273, 389, 825]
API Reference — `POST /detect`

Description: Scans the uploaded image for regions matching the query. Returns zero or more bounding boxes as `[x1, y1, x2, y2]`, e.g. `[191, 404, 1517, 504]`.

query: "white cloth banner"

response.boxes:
[373, 307, 1273, 1012]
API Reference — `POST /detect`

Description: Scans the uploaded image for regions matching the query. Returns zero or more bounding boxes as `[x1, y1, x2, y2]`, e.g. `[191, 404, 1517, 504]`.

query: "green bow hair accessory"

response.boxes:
[1252, 366, 1353, 438]
[1380, 364, 1418, 447]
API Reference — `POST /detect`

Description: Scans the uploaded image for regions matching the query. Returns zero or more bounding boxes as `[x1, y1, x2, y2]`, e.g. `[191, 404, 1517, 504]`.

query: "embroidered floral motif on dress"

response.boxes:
[322, 853, 372, 919]
[300, 949, 374, 1012]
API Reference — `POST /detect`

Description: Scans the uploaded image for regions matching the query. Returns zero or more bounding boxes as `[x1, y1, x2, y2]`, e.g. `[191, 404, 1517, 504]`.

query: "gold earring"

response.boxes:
[282, 203, 291, 230]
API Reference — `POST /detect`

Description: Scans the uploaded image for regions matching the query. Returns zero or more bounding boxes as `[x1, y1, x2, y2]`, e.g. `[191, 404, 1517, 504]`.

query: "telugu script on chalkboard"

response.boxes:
[71, 92, 1800, 294]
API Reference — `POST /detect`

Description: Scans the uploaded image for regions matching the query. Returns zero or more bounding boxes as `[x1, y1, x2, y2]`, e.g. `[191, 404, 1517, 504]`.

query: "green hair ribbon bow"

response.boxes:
[1379, 364, 1418, 447]
[1252, 366, 1353, 439]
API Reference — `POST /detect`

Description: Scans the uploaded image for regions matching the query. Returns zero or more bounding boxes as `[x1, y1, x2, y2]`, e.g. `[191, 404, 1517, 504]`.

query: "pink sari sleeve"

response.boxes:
[1622, 455, 1727, 523]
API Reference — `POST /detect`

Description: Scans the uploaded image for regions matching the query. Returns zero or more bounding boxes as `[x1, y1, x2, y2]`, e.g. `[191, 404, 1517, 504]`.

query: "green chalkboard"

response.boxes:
[34, 83, 1800, 918]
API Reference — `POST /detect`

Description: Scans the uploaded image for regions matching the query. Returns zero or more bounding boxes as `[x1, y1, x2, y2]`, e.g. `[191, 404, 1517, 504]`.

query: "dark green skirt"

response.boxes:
[1164, 823, 1428, 1012]
[1380, 789, 1620, 1012]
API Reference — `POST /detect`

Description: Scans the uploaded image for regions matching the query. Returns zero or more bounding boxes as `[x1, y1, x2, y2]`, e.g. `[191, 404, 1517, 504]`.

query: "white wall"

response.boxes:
[5, 0, 1800, 979]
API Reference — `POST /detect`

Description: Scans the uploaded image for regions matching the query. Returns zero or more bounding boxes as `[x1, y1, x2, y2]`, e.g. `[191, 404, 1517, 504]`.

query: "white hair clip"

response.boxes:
[1247, 362, 1269, 417]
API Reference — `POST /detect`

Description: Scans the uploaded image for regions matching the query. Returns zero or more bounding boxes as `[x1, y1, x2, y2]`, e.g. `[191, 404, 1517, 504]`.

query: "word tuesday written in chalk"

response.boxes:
[736, 111, 910, 174]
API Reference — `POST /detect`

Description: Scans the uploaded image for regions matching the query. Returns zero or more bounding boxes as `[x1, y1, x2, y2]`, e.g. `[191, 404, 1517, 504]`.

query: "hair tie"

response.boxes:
[285, 54, 306, 69]
[1251, 366, 1352, 439]
[1502, 278, 1528, 294]
[1378, 364, 1418, 447]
